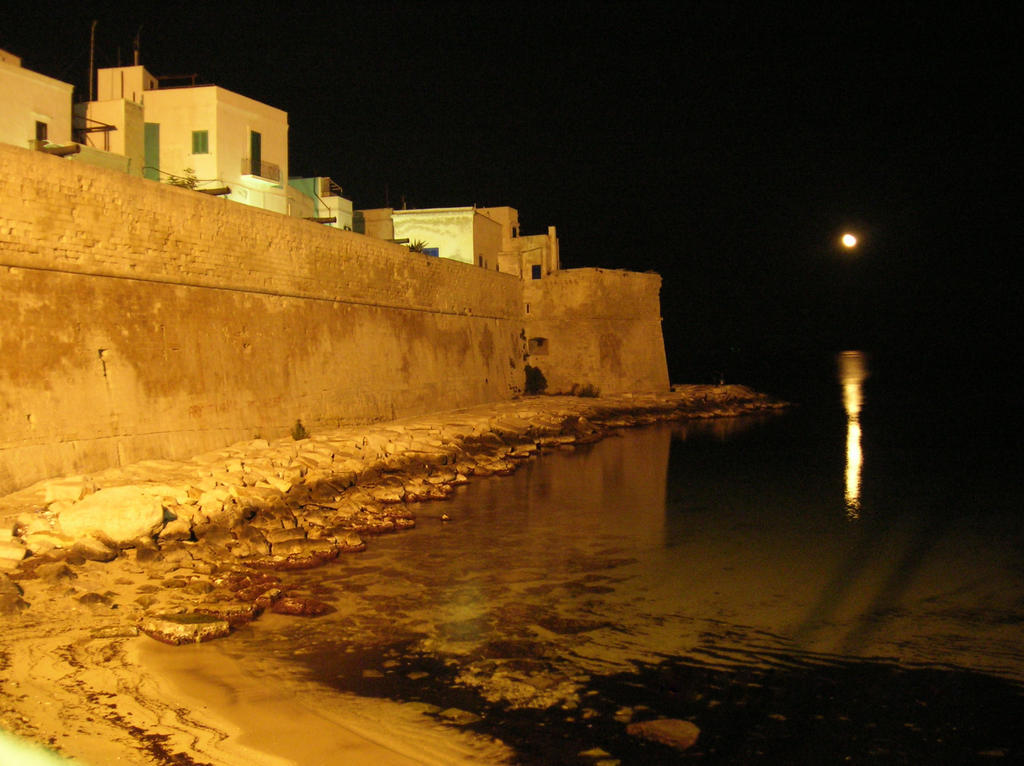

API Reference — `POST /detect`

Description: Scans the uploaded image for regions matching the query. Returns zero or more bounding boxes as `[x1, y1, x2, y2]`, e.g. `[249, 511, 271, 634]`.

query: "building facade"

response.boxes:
[0, 48, 73, 149]
[391, 207, 503, 270]
[288, 177, 354, 230]
[362, 205, 559, 278]
[80, 65, 292, 214]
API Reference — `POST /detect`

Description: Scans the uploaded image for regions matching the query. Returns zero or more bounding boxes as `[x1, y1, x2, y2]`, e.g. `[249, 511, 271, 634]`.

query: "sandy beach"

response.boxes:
[0, 388, 785, 765]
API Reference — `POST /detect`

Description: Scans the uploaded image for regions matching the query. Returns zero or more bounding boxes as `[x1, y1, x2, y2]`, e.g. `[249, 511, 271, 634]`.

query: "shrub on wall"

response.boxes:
[524, 365, 548, 395]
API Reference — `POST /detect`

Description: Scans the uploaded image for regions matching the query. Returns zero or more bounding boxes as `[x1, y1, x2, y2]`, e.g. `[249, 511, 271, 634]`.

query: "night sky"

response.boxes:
[3, 3, 1017, 380]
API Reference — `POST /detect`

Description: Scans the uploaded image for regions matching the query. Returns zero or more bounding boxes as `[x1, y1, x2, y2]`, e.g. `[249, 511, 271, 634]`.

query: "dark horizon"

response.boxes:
[3, 2, 1016, 380]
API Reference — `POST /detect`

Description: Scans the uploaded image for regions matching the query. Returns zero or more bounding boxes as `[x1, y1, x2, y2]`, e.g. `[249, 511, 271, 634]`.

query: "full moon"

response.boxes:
[841, 233, 858, 248]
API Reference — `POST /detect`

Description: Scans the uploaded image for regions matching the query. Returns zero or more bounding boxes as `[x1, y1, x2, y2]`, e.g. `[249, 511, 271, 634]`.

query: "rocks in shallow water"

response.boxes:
[578, 747, 618, 764]
[402, 701, 441, 715]
[255, 545, 340, 570]
[316, 529, 365, 552]
[626, 718, 700, 751]
[536, 614, 610, 635]
[270, 596, 331, 616]
[217, 570, 280, 598]
[91, 625, 140, 639]
[233, 580, 279, 601]
[477, 638, 552, 660]
[270, 537, 335, 558]
[140, 612, 232, 644]
[455, 663, 581, 710]
[194, 600, 261, 627]
[439, 707, 482, 726]
[252, 588, 283, 609]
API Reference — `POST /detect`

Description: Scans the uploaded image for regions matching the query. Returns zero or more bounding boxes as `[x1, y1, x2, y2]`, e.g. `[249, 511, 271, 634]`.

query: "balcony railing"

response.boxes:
[240, 158, 281, 184]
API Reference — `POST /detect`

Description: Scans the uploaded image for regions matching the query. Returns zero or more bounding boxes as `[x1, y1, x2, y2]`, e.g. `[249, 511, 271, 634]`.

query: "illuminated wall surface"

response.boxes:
[392, 208, 480, 265]
[0, 143, 522, 493]
[0, 144, 669, 493]
[0, 143, 668, 494]
[75, 98, 145, 174]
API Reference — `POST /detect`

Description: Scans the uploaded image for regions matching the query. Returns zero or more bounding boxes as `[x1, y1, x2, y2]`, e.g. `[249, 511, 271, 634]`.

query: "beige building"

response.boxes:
[0, 48, 73, 149]
[73, 71, 147, 176]
[479, 206, 560, 279]
[391, 207, 503, 270]
[362, 205, 559, 277]
[80, 65, 291, 214]
[353, 208, 397, 241]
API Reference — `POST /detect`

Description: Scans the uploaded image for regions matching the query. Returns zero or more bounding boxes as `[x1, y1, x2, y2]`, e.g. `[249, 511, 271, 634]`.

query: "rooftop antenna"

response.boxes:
[133, 26, 142, 65]
[88, 20, 97, 101]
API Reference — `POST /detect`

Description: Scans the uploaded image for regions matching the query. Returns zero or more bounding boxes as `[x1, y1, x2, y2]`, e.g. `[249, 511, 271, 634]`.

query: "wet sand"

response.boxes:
[138, 636, 515, 766]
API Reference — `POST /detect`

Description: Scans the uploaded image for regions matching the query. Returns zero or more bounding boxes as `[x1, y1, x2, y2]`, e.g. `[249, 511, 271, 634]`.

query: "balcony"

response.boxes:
[240, 157, 282, 186]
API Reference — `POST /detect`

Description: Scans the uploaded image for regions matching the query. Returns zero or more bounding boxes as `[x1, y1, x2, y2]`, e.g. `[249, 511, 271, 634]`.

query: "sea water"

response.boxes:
[222, 350, 1024, 763]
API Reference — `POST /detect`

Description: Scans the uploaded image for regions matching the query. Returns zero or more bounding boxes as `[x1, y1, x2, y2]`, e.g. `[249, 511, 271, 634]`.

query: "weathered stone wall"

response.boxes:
[0, 143, 524, 494]
[523, 268, 670, 395]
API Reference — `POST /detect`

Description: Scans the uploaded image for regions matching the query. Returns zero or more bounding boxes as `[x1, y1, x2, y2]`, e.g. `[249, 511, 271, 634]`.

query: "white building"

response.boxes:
[80, 65, 291, 214]
[0, 48, 73, 149]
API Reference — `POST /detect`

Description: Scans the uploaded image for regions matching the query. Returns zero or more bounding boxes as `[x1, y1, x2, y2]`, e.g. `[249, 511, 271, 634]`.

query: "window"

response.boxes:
[249, 130, 262, 174]
[531, 264, 542, 279]
[35, 121, 47, 141]
[191, 130, 209, 154]
[528, 337, 549, 355]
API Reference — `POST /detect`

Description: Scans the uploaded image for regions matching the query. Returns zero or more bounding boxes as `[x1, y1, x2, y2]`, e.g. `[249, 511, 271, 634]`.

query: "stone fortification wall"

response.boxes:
[0, 143, 523, 494]
[523, 268, 670, 395]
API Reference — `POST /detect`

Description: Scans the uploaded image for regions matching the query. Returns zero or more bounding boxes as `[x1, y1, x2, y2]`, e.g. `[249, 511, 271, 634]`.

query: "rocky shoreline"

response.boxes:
[0, 386, 785, 764]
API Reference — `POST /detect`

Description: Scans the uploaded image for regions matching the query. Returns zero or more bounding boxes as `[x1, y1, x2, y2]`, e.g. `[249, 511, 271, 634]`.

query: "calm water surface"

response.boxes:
[227, 351, 1024, 763]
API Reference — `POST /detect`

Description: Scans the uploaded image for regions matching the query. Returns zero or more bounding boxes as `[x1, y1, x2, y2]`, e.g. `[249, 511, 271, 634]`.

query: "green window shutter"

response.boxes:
[143, 123, 160, 181]
[191, 130, 208, 154]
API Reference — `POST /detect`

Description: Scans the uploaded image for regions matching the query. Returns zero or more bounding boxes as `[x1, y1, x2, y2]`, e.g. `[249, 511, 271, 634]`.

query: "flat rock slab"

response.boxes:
[141, 613, 232, 644]
[626, 718, 700, 751]
[58, 486, 165, 546]
[0, 539, 27, 563]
